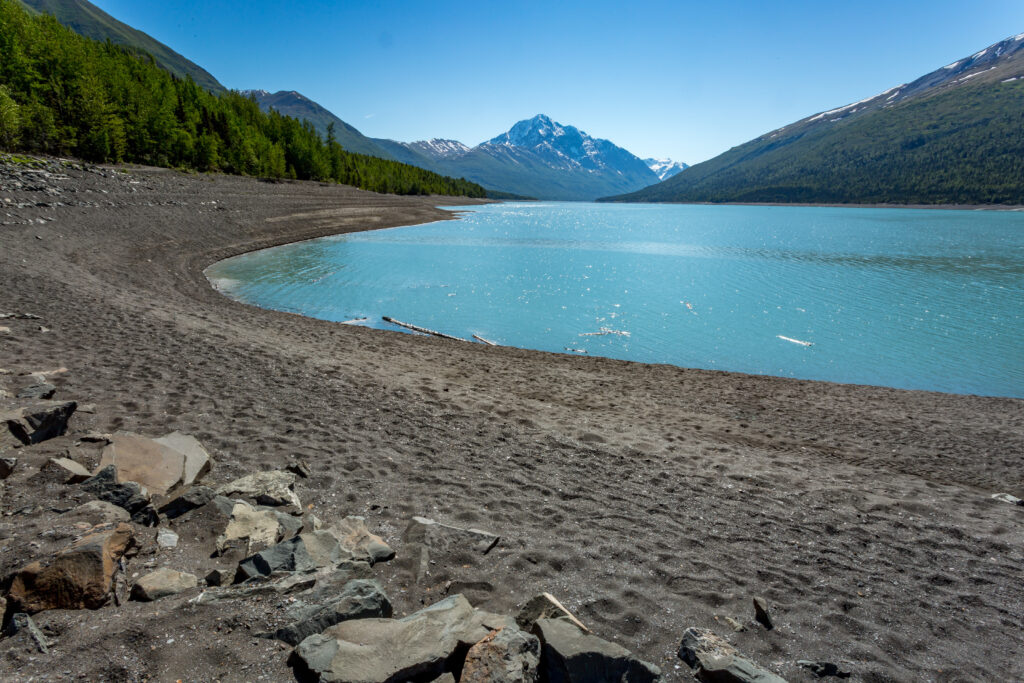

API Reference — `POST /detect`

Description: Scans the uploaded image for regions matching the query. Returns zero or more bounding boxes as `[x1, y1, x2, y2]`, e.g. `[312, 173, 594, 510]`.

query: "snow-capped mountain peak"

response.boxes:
[405, 138, 471, 159]
[644, 158, 689, 181]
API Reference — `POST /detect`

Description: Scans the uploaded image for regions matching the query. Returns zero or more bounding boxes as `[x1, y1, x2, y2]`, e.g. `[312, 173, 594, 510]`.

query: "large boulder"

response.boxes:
[1, 400, 76, 447]
[98, 432, 188, 497]
[323, 516, 395, 565]
[80, 465, 158, 526]
[678, 628, 788, 683]
[5, 523, 134, 613]
[130, 567, 198, 602]
[262, 578, 392, 645]
[461, 627, 541, 683]
[216, 470, 301, 510]
[532, 618, 662, 683]
[216, 499, 299, 556]
[290, 594, 516, 683]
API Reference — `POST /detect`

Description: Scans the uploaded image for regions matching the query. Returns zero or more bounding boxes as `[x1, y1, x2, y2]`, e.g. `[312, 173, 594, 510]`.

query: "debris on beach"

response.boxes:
[472, 334, 498, 346]
[382, 316, 469, 342]
[777, 335, 813, 346]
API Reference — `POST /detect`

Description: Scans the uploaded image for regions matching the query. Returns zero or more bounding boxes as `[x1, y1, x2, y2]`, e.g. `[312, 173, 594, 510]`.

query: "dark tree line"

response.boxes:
[0, 0, 485, 197]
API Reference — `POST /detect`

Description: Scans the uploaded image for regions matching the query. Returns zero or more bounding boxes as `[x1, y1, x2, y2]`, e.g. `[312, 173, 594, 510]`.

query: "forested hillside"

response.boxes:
[0, 1, 485, 197]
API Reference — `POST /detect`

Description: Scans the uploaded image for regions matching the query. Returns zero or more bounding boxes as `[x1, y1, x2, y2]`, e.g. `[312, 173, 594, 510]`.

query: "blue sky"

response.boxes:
[92, 1, 1024, 164]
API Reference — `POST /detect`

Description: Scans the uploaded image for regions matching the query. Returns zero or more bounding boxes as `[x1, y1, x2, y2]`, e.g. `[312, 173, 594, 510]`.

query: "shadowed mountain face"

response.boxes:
[605, 33, 1024, 205]
[18, 0, 225, 93]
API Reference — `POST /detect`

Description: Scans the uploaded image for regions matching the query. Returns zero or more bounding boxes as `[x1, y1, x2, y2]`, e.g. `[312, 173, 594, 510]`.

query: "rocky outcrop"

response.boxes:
[678, 628, 787, 683]
[532, 617, 662, 683]
[5, 523, 134, 613]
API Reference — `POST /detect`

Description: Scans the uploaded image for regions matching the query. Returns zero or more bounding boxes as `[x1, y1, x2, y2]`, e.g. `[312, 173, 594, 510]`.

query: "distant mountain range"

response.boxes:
[18, 0, 225, 93]
[604, 34, 1024, 205]
[644, 158, 689, 181]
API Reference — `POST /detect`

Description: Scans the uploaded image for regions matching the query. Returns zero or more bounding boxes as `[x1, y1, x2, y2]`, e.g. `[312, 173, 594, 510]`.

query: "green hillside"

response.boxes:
[604, 81, 1024, 205]
[0, 0, 485, 198]
[18, 0, 225, 93]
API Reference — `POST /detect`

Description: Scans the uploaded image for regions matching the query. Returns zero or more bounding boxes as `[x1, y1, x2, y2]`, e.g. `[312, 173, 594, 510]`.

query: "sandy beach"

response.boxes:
[1, 160, 1022, 682]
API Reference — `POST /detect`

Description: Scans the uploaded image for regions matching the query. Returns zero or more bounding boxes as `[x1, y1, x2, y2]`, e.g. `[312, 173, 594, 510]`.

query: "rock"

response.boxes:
[158, 485, 216, 519]
[991, 492, 1023, 506]
[81, 465, 158, 526]
[156, 528, 179, 550]
[286, 459, 311, 478]
[402, 516, 499, 581]
[235, 531, 350, 583]
[216, 500, 294, 556]
[324, 516, 395, 565]
[98, 432, 187, 497]
[678, 628, 787, 683]
[47, 457, 92, 484]
[516, 593, 590, 633]
[1, 400, 76, 446]
[204, 568, 233, 587]
[797, 660, 851, 678]
[289, 593, 515, 683]
[0, 456, 16, 479]
[130, 567, 198, 601]
[461, 627, 541, 683]
[216, 470, 301, 510]
[4, 613, 49, 653]
[153, 431, 212, 486]
[752, 597, 773, 630]
[724, 617, 747, 633]
[262, 579, 392, 645]
[532, 617, 662, 683]
[16, 382, 55, 400]
[60, 500, 130, 526]
[6, 522, 134, 613]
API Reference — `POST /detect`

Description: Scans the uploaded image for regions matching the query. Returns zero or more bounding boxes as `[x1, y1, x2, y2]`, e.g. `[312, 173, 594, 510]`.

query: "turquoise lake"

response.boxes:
[207, 203, 1024, 398]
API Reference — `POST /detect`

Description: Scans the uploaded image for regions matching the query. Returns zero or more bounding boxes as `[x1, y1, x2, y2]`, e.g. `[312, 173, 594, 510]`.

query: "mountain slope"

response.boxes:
[242, 90, 394, 158]
[18, 0, 224, 92]
[380, 115, 661, 201]
[605, 34, 1024, 205]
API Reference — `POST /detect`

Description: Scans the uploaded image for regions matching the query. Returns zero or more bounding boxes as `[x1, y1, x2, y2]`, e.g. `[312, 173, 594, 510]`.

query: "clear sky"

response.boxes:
[90, 0, 1024, 165]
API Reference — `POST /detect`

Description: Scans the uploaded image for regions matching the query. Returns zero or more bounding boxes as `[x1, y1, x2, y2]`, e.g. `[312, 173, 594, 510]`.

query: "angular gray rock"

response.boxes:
[261, 579, 392, 645]
[0, 456, 15, 479]
[215, 499, 298, 556]
[461, 626, 541, 683]
[16, 382, 55, 400]
[532, 618, 662, 683]
[158, 485, 216, 519]
[130, 567, 198, 601]
[4, 613, 49, 653]
[1, 399, 76, 446]
[80, 465, 158, 526]
[234, 531, 352, 583]
[752, 597, 773, 630]
[324, 516, 395, 565]
[797, 660, 851, 678]
[290, 594, 516, 683]
[991, 492, 1023, 505]
[678, 628, 787, 683]
[402, 516, 499, 582]
[216, 470, 301, 510]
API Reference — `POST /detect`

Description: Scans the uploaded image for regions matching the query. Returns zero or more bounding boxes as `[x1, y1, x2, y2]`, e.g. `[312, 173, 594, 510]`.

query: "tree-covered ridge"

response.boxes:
[602, 79, 1024, 205]
[0, 0, 486, 197]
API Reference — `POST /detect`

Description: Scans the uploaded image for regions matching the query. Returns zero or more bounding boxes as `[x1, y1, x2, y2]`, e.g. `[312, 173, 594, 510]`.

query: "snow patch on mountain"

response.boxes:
[406, 138, 471, 158]
[644, 158, 689, 181]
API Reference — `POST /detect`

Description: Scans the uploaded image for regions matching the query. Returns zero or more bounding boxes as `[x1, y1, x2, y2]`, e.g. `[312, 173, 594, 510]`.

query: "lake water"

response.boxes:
[207, 202, 1024, 398]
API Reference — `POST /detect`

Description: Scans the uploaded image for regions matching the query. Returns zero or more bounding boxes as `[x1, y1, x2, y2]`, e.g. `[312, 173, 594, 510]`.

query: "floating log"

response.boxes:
[382, 316, 468, 342]
[472, 334, 498, 346]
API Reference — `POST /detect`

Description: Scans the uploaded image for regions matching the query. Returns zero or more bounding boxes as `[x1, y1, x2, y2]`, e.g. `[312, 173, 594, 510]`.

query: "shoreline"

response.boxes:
[1, 161, 1022, 681]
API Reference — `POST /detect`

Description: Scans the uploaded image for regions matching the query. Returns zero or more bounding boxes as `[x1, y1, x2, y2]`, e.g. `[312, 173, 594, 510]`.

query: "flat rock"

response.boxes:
[1, 399, 76, 446]
[159, 485, 216, 520]
[532, 617, 662, 683]
[290, 594, 515, 683]
[324, 516, 395, 565]
[81, 464, 158, 526]
[216, 470, 301, 510]
[153, 431, 212, 486]
[462, 627, 541, 683]
[262, 578, 392, 645]
[216, 499, 295, 556]
[6, 522, 135, 613]
[402, 516, 499, 582]
[98, 432, 187, 497]
[516, 593, 589, 633]
[235, 531, 351, 583]
[678, 628, 787, 683]
[60, 500, 130, 525]
[131, 567, 198, 601]
[47, 456, 92, 484]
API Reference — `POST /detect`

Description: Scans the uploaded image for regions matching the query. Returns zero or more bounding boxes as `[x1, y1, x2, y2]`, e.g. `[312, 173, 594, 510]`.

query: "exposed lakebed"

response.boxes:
[208, 202, 1024, 398]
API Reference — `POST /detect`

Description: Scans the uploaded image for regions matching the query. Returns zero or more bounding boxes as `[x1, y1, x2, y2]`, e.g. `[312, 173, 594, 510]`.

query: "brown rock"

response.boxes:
[153, 431, 212, 486]
[98, 433, 187, 497]
[130, 567, 198, 601]
[6, 523, 134, 613]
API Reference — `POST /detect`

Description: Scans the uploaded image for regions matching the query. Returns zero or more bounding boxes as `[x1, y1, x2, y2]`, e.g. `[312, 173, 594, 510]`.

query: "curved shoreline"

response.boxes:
[2, 163, 1022, 681]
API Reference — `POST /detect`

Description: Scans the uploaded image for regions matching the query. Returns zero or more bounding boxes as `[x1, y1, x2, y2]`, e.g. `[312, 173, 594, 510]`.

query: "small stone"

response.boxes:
[156, 528, 179, 549]
[234, 531, 350, 583]
[797, 660, 851, 678]
[4, 613, 49, 653]
[215, 500, 293, 555]
[216, 470, 301, 510]
[1, 400, 77, 446]
[990, 492, 1022, 506]
[286, 459, 311, 478]
[324, 516, 395, 565]
[725, 616, 747, 632]
[204, 568, 232, 587]
[47, 457, 92, 484]
[753, 597, 773, 630]
[0, 456, 16, 479]
[130, 567, 198, 601]
[16, 382, 55, 400]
